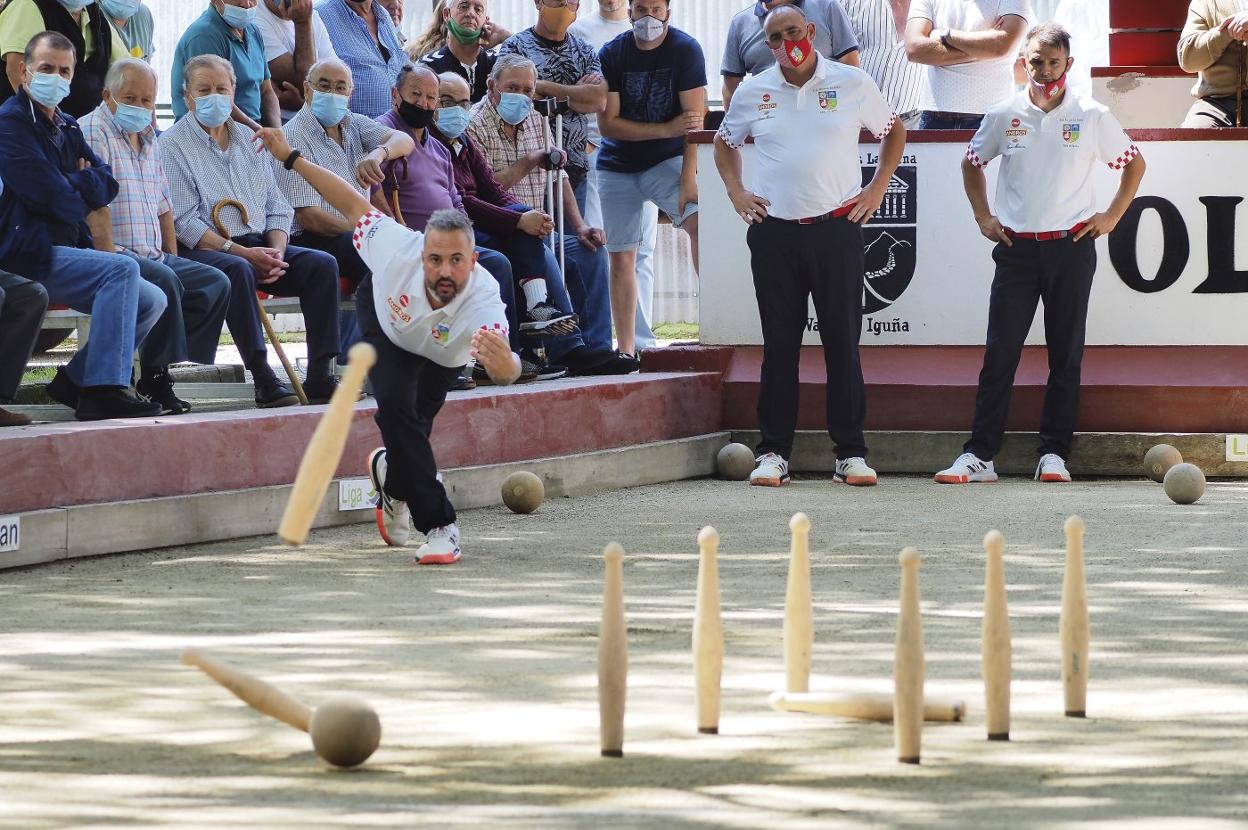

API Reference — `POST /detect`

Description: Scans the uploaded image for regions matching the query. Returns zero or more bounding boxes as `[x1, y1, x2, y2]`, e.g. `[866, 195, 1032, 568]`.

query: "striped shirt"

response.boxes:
[466, 97, 552, 214]
[278, 105, 393, 235]
[841, 0, 927, 116]
[159, 116, 294, 247]
[79, 102, 169, 260]
[316, 0, 409, 119]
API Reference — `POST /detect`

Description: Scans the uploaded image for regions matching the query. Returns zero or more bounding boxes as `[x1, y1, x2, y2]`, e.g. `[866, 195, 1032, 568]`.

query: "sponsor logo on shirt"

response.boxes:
[387, 295, 412, 324]
[1063, 122, 1082, 144]
[432, 321, 451, 346]
[817, 89, 837, 111]
[1011, 117, 1021, 128]
[758, 93, 777, 114]
[399, 294, 410, 308]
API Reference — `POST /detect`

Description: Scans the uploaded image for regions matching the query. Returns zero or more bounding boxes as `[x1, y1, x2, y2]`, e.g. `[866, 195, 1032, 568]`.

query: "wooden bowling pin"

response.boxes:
[694, 526, 724, 734]
[784, 513, 813, 694]
[981, 529, 1012, 741]
[894, 547, 924, 764]
[768, 690, 965, 723]
[1060, 516, 1089, 718]
[598, 543, 628, 757]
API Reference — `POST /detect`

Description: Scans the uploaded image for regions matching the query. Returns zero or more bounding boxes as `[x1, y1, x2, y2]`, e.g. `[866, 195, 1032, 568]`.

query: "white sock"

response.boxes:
[520, 278, 548, 309]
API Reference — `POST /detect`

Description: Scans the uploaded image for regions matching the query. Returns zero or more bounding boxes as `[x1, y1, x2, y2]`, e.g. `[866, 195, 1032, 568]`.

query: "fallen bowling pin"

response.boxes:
[768, 690, 964, 723]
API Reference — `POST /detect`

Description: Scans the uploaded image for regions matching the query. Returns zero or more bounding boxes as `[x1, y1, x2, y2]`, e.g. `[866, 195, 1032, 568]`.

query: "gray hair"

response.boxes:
[105, 57, 157, 94]
[489, 53, 537, 83]
[182, 54, 235, 93]
[425, 209, 475, 246]
[1026, 22, 1072, 54]
[306, 57, 352, 83]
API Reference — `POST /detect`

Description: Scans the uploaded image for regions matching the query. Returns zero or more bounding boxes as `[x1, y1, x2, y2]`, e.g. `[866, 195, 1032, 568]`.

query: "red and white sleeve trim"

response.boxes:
[1107, 144, 1140, 171]
[873, 113, 898, 140]
[965, 145, 988, 169]
[715, 126, 745, 150]
[351, 209, 387, 252]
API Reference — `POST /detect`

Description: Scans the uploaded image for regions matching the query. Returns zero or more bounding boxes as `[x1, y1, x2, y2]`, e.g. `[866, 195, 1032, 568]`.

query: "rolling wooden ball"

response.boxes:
[309, 695, 381, 768]
[502, 471, 544, 514]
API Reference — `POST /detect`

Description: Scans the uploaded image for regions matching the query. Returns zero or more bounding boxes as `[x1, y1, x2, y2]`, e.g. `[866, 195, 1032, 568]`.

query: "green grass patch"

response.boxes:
[653, 322, 699, 341]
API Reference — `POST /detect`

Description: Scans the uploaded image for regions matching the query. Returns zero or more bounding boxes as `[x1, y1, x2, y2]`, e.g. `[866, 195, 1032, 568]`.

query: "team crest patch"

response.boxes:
[818, 89, 837, 111]
[1063, 123, 1081, 144]
[432, 321, 451, 345]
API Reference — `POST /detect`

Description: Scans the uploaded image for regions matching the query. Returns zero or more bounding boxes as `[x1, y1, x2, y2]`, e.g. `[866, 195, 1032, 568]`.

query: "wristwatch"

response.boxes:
[221, 240, 234, 253]
[938, 28, 953, 49]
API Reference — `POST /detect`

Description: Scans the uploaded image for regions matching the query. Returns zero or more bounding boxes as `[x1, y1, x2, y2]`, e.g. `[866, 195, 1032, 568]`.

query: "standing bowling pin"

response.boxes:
[894, 547, 924, 764]
[598, 543, 628, 756]
[982, 530, 1012, 740]
[1060, 516, 1089, 717]
[694, 526, 724, 734]
[784, 513, 813, 693]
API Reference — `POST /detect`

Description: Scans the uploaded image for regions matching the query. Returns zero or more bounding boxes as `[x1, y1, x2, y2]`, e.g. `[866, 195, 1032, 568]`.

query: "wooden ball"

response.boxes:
[716, 442, 755, 480]
[1162, 462, 1205, 505]
[309, 695, 381, 768]
[501, 471, 544, 514]
[1143, 443, 1182, 483]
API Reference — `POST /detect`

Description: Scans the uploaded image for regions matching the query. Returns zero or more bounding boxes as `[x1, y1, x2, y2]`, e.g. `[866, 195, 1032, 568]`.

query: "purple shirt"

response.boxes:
[375, 110, 463, 232]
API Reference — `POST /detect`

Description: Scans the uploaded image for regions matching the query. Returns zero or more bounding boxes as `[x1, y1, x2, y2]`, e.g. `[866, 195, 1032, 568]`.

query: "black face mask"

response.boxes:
[398, 100, 435, 129]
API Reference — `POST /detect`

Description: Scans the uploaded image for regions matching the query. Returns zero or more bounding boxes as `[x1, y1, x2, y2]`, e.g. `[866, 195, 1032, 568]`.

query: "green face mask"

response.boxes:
[446, 17, 483, 45]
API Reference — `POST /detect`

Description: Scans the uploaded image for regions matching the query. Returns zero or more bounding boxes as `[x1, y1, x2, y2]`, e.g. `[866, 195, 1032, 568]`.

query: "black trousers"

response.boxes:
[357, 276, 459, 533]
[965, 236, 1096, 461]
[748, 216, 868, 461]
[0, 271, 48, 400]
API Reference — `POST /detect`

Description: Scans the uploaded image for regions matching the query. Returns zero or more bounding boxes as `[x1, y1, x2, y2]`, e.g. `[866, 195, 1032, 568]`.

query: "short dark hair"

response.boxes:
[1026, 22, 1071, 54]
[24, 31, 75, 64]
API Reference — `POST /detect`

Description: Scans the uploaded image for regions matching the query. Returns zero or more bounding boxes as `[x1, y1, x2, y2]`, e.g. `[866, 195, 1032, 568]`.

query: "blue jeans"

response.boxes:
[127, 252, 230, 366]
[43, 246, 166, 387]
[918, 111, 985, 130]
[587, 145, 657, 349]
[551, 233, 612, 354]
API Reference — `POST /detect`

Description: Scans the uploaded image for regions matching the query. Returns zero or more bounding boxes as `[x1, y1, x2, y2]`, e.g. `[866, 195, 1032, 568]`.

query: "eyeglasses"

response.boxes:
[540, 0, 581, 8]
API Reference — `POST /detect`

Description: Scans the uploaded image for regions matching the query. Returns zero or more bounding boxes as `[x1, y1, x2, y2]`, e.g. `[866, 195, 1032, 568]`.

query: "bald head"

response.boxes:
[438, 71, 471, 108]
[764, 4, 815, 59]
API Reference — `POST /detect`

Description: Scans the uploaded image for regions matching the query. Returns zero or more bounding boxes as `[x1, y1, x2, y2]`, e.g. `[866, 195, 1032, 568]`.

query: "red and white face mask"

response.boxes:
[1028, 64, 1070, 100]
[771, 33, 814, 69]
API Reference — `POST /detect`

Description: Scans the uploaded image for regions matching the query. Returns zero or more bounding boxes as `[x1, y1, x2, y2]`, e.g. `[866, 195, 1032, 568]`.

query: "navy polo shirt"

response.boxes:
[171, 6, 270, 122]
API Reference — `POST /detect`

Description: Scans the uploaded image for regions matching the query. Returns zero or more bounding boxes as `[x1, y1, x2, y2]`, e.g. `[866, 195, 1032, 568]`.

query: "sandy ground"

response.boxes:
[2, 475, 1247, 829]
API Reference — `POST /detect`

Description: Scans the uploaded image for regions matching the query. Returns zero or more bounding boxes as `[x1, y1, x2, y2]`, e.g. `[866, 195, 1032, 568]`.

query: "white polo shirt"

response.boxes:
[965, 89, 1139, 233]
[352, 211, 509, 367]
[909, 0, 1032, 114]
[716, 54, 898, 221]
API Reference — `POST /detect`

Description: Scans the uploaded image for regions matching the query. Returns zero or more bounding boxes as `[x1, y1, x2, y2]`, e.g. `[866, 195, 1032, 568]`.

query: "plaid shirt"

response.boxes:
[466, 98, 552, 215]
[316, 0, 409, 119]
[79, 102, 169, 261]
[278, 105, 392, 235]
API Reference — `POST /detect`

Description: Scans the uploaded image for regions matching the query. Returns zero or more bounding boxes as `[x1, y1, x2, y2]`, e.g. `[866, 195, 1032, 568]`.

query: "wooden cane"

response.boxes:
[1236, 41, 1246, 128]
[387, 158, 408, 228]
[212, 199, 308, 405]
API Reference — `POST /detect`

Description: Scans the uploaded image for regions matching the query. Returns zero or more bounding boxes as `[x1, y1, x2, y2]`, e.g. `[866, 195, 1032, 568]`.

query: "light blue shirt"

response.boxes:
[315, 0, 408, 119]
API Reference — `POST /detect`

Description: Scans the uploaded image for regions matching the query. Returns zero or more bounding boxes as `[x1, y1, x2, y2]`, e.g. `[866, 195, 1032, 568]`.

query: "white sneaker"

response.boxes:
[834, 456, 878, 486]
[416, 523, 462, 565]
[935, 452, 998, 484]
[749, 452, 790, 487]
[368, 447, 411, 546]
[1035, 453, 1071, 482]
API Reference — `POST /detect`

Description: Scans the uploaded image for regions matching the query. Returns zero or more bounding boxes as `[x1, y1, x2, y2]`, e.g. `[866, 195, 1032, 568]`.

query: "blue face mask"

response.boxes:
[193, 92, 233, 128]
[58, 0, 92, 11]
[111, 100, 152, 133]
[218, 2, 258, 28]
[310, 90, 350, 127]
[436, 105, 470, 138]
[26, 71, 71, 109]
[496, 92, 531, 126]
[99, 0, 143, 20]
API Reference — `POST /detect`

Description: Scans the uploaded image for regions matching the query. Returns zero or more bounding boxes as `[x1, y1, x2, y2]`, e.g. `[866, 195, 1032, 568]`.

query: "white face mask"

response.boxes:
[632, 14, 665, 42]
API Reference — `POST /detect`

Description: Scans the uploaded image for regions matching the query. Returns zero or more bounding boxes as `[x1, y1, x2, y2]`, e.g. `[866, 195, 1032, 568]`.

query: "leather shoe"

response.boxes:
[45, 366, 81, 409]
[137, 367, 191, 415]
[254, 375, 300, 408]
[75, 387, 163, 421]
[302, 374, 343, 404]
[0, 406, 32, 427]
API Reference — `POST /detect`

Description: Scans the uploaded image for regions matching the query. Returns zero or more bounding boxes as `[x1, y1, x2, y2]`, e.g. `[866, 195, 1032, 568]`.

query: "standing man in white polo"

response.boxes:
[935, 23, 1145, 485]
[715, 4, 907, 488]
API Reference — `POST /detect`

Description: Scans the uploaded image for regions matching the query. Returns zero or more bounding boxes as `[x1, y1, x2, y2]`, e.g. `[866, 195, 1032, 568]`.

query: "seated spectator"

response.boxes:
[318, 0, 409, 118]
[80, 58, 231, 415]
[276, 57, 413, 357]
[0, 270, 48, 427]
[420, 0, 511, 102]
[721, 0, 861, 107]
[100, 0, 153, 62]
[905, 0, 1031, 129]
[435, 70, 635, 374]
[1179, 0, 1248, 127]
[596, 0, 703, 358]
[161, 54, 341, 406]
[254, 0, 338, 120]
[1, 0, 128, 117]
[842, 0, 926, 126]
[0, 32, 165, 420]
[172, 0, 281, 129]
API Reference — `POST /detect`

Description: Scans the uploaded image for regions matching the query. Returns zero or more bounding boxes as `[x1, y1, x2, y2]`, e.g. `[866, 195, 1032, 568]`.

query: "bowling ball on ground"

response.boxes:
[1162, 462, 1205, 505]
[716, 442, 755, 481]
[502, 471, 544, 513]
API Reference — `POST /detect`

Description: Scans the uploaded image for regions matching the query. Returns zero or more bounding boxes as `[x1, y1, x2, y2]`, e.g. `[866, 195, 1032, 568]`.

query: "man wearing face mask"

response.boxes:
[935, 24, 1145, 485]
[80, 58, 232, 415]
[0, 0, 128, 116]
[420, 0, 510, 104]
[98, 0, 152, 62]
[171, 0, 282, 130]
[498, 0, 608, 212]
[277, 58, 413, 357]
[0, 32, 167, 420]
[254, 0, 338, 120]
[161, 53, 342, 407]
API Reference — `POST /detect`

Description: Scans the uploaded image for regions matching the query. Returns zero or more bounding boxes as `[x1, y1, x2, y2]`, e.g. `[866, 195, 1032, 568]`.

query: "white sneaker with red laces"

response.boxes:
[416, 523, 462, 565]
[935, 452, 998, 484]
[368, 447, 410, 546]
[1035, 453, 1072, 482]
[749, 452, 790, 487]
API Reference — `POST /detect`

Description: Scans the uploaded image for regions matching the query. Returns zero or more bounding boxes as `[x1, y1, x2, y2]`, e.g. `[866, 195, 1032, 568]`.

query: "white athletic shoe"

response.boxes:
[416, 523, 462, 565]
[749, 452, 790, 487]
[1035, 453, 1072, 482]
[834, 456, 878, 486]
[935, 452, 999, 484]
[368, 447, 411, 546]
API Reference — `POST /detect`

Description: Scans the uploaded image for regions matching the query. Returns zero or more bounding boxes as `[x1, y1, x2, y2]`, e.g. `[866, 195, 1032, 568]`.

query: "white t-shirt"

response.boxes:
[254, 2, 338, 118]
[352, 211, 509, 367]
[965, 89, 1138, 232]
[716, 54, 898, 220]
[568, 13, 632, 147]
[909, 0, 1032, 114]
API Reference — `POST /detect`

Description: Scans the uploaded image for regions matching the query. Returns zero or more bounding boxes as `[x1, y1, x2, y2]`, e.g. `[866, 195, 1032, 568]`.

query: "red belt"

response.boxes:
[1006, 222, 1087, 241]
[774, 204, 856, 225]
